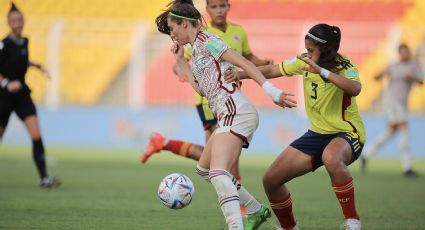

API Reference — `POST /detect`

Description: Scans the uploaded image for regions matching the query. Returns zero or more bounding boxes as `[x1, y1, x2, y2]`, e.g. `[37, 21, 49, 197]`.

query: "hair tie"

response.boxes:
[168, 12, 197, 21]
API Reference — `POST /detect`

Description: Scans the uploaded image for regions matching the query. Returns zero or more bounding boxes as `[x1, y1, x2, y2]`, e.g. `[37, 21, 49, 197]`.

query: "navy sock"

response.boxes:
[32, 138, 47, 179]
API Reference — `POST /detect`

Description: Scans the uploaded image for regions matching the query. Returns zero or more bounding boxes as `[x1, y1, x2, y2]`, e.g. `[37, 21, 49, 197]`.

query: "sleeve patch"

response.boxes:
[206, 40, 224, 57]
[346, 69, 359, 78]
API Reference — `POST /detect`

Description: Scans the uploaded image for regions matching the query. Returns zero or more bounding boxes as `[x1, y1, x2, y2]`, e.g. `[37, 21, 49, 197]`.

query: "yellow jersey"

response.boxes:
[184, 22, 252, 105]
[279, 55, 366, 144]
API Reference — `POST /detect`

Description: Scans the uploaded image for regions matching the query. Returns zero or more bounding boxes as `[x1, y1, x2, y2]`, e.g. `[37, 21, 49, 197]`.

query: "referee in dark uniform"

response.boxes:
[0, 2, 60, 188]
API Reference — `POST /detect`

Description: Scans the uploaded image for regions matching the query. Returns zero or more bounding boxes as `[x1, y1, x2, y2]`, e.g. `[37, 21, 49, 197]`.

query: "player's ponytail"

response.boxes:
[8, 1, 21, 17]
[306, 23, 343, 73]
[156, 0, 203, 35]
[10, 2, 20, 13]
[174, 0, 195, 5]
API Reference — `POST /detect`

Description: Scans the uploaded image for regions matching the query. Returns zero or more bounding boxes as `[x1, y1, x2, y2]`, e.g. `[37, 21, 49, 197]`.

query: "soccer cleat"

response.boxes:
[40, 176, 61, 189]
[141, 132, 165, 163]
[403, 169, 419, 178]
[340, 218, 361, 230]
[245, 205, 271, 230]
[360, 156, 367, 173]
[270, 222, 299, 230]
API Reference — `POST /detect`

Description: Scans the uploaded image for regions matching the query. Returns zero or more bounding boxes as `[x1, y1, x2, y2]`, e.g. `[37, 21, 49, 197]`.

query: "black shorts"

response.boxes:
[196, 103, 217, 131]
[0, 92, 37, 127]
[290, 130, 363, 171]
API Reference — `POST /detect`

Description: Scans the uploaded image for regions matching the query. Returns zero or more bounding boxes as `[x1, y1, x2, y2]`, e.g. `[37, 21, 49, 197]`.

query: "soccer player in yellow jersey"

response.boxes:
[142, 0, 271, 180]
[230, 23, 365, 230]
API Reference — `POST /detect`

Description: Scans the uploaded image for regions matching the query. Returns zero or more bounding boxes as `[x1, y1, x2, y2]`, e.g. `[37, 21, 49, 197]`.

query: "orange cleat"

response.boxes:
[141, 132, 165, 163]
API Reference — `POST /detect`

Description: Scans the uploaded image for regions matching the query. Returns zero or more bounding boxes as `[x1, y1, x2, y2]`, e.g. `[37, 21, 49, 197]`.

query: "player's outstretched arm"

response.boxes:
[221, 49, 264, 85]
[172, 42, 202, 95]
[298, 55, 361, 97]
[226, 64, 282, 82]
[222, 49, 296, 108]
[243, 53, 273, 66]
[29, 61, 49, 78]
[374, 68, 388, 81]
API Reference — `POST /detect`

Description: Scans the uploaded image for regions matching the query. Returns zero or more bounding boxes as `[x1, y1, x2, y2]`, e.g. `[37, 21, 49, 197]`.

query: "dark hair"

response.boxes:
[206, 0, 229, 5]
[305, 23, 346, 72]
[398, 43, 409, 51]
[8, 2, 21, 16]
[156, 0, 203, 35]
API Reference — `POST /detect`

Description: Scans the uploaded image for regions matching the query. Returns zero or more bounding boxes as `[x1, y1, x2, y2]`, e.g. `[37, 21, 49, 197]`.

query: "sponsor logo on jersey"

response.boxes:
[233, 35, 240, 42]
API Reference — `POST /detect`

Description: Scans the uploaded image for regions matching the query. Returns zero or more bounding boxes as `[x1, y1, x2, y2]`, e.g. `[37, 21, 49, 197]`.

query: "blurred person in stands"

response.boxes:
[361, 43, 423, 177]
[0, 2, 60, 189]
[142, 0, 271, 182]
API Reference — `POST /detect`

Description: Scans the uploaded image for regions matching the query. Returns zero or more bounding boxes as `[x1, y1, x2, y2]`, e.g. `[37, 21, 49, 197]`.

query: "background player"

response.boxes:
[155, 0, 296, 228]
[229, 23, 364, 230]
[142, 0, 272, 184]
[361, 43, 423, 177]
[0, 2, 60, 189]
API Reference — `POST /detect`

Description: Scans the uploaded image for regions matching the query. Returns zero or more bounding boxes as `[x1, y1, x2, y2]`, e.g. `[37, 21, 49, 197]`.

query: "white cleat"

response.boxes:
[40, 176, 61, 189]
[271, 222, 299, 230]
[340, 218, 361, 230]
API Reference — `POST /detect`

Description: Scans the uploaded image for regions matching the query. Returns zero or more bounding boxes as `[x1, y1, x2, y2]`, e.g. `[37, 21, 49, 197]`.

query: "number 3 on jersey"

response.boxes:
[311, 82, 318, 99]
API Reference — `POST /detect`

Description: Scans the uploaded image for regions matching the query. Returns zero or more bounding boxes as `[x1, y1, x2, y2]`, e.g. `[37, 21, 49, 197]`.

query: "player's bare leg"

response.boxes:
[23, 115, 60, 188]
[395, 123, 418, 177]
[196, 133, 269, 229]
[141, 125, 216, 163]
[208, 132, 245, 229]
[322, 137, 360, 229]
[263, 146, 311, 229]
[0, 126, 5, 140]
[360, 126, 395, 172]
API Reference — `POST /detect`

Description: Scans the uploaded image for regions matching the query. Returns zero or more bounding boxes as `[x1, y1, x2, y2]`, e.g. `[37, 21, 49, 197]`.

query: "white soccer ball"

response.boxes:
[158, 173, 195, 209]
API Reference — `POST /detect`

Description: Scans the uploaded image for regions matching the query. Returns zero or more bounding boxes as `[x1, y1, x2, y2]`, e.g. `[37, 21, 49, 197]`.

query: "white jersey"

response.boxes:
[382, 59, 423, 122]
[383, 60, 423, 106]
[190, 31, 239, 115]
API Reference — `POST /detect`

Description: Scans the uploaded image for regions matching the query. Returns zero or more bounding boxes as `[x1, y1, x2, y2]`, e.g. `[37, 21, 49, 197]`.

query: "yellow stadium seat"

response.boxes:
[0, 0, 171, 104]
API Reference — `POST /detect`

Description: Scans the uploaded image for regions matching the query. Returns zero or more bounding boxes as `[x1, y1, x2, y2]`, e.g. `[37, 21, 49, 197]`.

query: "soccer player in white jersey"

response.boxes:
[155, 0, 296, 229]
[361, 43, 423, 177]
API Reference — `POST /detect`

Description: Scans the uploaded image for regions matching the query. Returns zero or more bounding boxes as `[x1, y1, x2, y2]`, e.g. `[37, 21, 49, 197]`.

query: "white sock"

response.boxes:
[399, 128, 412, 172]
[209, 169, 243, 230]
[364, 129, 393, 159]
[238, 186, 261, 214]
[198, 165, 261, 214]
[228, 175, 261, 215]
[196, 164, 210, 182]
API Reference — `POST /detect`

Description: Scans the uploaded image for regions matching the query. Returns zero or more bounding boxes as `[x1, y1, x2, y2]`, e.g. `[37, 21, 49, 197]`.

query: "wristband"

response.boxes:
[262, 81, 282, 102]
[320, 68, 331, 79]
[0, 78, 9, 89]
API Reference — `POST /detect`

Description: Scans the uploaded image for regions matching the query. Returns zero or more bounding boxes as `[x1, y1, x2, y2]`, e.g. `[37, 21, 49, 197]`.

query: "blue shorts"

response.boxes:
[196, 104, 217, 131]
[290, 130, 363, 171]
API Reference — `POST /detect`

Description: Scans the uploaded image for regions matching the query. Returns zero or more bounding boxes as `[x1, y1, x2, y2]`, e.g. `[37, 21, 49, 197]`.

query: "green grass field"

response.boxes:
[0, 145, 424, 230]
